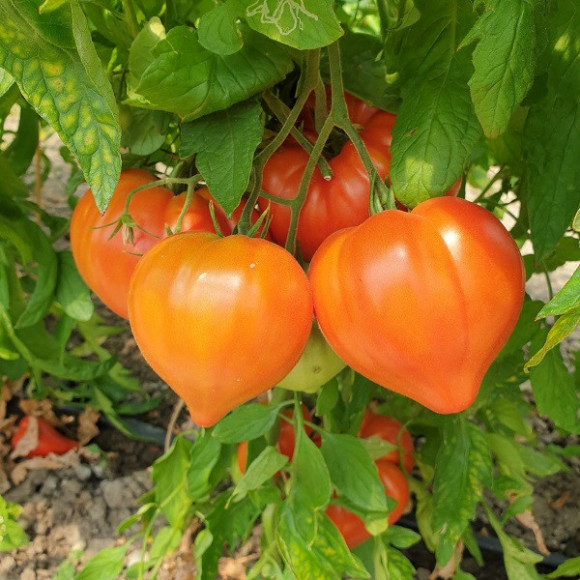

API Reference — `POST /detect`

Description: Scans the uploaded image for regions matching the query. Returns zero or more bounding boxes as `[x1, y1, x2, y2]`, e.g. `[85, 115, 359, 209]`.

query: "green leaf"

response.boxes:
[240, 0, 343, 50]
[76, 544, 129, 580]
[460, 0, 535, 138]
[320, 432, 388, 535]
[523, 0, 580, 260]
[487, 433, 533, 497]
[127, 20, 293, 122]
[431, 418, 492, 565]
[515, 442, 567, 478]
[198, 1, 243, 55]
[276, 497, 370, 579]
[231, 446, 288, 502]
[388, 0, 482, 206]
[0, 0, 121, 212]
[120, 108, 170, 157]
[525, 311, 580, 369]
[0, 68, 14, 96]
[485, 507, 543, 580]
[537, 265, 580, 317]
[152, 436, 193, 528]
[0, 155, 29, 200]
[55, 251, 94, 322]
[0, 495, 28, 551]
[547, 555, 580, 578]
[180, 99, 263, 215]
[528, 331, 580, 434]
[212, 402, 286, 443]
[384, 525, 421, 550]
[186, 432, 222, 502]
[4, 103, 39, 176]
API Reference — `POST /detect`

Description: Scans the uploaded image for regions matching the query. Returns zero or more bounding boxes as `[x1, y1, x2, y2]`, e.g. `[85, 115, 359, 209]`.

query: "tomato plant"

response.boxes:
[11, 417, 78, 457]
[127, 232, 313, 427]
[70, 169, 229, 319]
[309, 196, 525, 413]
[359, 410, 414, 473]
[326, 459, 410, 549]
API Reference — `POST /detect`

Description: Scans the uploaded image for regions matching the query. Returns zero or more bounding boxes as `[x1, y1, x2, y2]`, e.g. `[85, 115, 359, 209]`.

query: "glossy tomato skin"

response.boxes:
[309, 197, 525, 414]
[70, 169, 229, 319]
[12, 416, 78, 457]
[276, 320, 345, 393]
[258, 93, 395, 261]
[128, 233, 313, 427]
[326, 459, 410, 549]
[359, 411, 414, 473]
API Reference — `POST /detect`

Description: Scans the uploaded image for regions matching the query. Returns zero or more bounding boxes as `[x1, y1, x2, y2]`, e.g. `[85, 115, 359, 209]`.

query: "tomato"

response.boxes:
[309, 197, 525, 414]
[276, 320, 345, 393]
[359, 410, 414, 473]
[12, 416, 78, 457]
[70, 169, 230, 319]
[128, 232, 313, 427]
[237, 405, 313, 473]
[258, 92, 395, 260]
[326, 459, 410, 549]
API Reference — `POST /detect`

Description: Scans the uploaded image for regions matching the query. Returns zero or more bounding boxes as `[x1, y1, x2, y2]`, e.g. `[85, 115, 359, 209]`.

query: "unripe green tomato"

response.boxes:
[277, 321, 346, 393]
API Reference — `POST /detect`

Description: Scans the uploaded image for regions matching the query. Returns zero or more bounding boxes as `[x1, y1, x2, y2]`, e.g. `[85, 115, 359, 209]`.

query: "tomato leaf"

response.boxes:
[121, 108, 170, 157]
[198, 1, 243, 55]
[431, 417, 492, 566]
[547, 556, 580, 579]
[0, 69, 14, 97]
[536, 265, 580, 318]
[528, 330, 580, 434]
[276, 495, 370, 579]
[388, 0, 482, 206]
[320, 432, 388, 535]
[127, 20, 293, 122]
[0, 0, 120, 212]
[4, 103, 39, 176]
[460, 0, 536, 139]
[152, 436, 193, 528]
[239, 0, 343, 50]
[180, 99, 263, 215]
[186, 433, 223, 502]
[75, 544, 129, 580]
[55, 251, 94, 322]
[523, 0, 580, 260]
[231, 446, 287, 503]
[0, 496, 28, 551]
[212, 402, 286, 443]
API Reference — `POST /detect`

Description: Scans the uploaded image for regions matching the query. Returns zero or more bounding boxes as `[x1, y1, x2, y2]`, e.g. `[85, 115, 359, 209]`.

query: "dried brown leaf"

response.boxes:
[78, 407, 100, 445]
[429, 540, 464, 580]
[515, 510, 550, 555]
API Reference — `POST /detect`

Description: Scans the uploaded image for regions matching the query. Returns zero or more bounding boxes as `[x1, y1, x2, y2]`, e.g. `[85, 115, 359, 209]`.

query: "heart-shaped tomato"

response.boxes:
[309, 197, 525, 414]
[128, 232, 313, 427]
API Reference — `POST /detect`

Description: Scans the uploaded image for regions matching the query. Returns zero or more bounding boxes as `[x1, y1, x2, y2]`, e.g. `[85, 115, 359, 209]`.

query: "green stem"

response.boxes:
[121, 0, 139, 38]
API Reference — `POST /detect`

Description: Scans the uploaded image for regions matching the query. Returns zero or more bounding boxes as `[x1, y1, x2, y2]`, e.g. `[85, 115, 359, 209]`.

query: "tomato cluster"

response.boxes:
[70, 90, 524, 428]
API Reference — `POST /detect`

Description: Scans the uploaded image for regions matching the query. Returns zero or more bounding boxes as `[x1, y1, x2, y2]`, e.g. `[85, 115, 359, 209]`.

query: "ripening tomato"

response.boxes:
[276, 320, 346, 393]
[309, 197, 525, 414]
[326, 459, 410, 549]
[258, 92, 395, 260]
[359, 410, 414, 473]
[237, 405, 313, 473]
[12, 416, 78, 457]
[128, 232, 313, 427]
[70, 169, 230, 319]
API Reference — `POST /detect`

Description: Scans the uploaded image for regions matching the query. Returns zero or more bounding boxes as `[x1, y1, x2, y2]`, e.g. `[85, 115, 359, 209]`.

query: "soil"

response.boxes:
[1, 132, 579, 580]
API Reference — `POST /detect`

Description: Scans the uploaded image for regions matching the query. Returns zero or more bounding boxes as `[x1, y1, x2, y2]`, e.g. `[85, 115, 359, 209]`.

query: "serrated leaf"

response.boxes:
[127, 21, 293, 122]
[240, 0, 343, 50]
[180, 99, 263, 214]
[198, 1, 243, 55]
[523, 0, 580, 260]
[0, 0, 121, 211]
[76, 544, 129, 580]
[276, 497, 369, 579]
[212, 402, 286, 443]
[320, 432, 388, 534]
[537, 265, 580, 317]
[431, 418, 492, 565]
[388, 0, 482, 206]
[525, 311, 580, 369]
[152, 436, 193, 528]
[528, 331, 580, 434]
[461, 0, 535, 138]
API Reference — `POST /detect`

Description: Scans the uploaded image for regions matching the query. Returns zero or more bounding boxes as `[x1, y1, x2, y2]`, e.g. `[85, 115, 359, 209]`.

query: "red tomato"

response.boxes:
[258, 92, 395, 260]
[128, 232, 313, 427]
[309, 197, 525, 414]
[359, 410, 414, 473]
[326, 459, 410, 549]
[70, 169, 230, 319]
[237, 405, 313, 473]
[12, 416, 78, 457]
